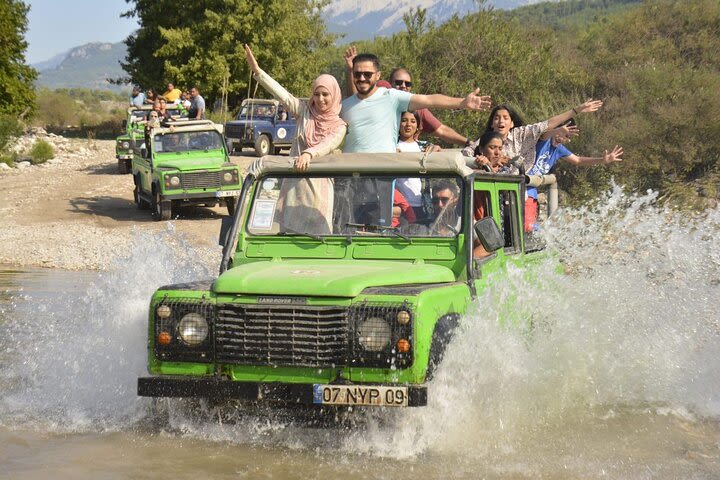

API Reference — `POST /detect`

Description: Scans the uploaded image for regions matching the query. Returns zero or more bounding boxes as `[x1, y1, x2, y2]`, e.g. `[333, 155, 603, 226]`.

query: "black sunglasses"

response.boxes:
[353, 71, 376, 80]
[393, 80, 413, 88]
[432, 196, 452, 204]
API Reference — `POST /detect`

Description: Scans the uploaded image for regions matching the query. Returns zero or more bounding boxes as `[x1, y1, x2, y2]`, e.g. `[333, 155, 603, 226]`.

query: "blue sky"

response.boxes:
[26, 0, 138, 64]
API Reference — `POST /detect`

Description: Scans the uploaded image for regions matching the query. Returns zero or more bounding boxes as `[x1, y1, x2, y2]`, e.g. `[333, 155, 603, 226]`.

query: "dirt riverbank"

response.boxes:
[0, 136, 255, 270]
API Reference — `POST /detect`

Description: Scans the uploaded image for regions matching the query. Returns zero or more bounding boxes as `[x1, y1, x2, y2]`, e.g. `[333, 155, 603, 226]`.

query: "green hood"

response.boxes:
[155, 153, 226, 171]
[213, 259, 456, 297]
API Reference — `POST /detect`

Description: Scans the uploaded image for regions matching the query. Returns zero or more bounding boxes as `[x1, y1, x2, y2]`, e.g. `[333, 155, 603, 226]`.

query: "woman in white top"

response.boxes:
[396, 111, 440, 219]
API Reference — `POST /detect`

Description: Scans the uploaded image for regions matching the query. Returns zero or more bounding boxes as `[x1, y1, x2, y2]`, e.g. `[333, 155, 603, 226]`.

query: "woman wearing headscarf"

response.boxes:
[244, 44, 346, 170]
[244, 44, 346, 234]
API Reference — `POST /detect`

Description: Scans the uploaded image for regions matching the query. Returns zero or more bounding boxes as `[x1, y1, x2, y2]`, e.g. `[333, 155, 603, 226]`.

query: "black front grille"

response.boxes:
[181, 171, 222, 189]
[215, 304, 349, 367]
[224, 124, 246, 138]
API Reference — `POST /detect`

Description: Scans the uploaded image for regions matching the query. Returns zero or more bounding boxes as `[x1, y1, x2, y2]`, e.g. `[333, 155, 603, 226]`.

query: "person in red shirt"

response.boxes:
[392, 189, 416, 227]
[388, 67, 470, 147]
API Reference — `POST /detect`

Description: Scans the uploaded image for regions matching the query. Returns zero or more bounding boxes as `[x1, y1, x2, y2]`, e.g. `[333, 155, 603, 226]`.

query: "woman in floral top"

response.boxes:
[463, 99, 603, 171]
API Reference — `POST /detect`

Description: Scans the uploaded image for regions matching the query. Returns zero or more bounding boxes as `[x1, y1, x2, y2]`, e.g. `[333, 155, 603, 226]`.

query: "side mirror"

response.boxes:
[474, 217, 504, 252]
[219, 216, 234, 246]
[140, 146, 148, 159]
[122, 119, 127, 130]
[226, 138, 233, 153]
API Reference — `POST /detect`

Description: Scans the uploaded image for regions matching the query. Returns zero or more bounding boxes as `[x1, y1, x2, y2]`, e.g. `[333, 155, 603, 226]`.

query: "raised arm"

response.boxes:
[546, 99, 603, 131]
[244, 44, 302, 115]
[563, 145, 624, 166]
[343, 45, 358, 96]
[430, 123, 469, 146]
[408, 88, 491, 113]
[539, 123, 580, 141]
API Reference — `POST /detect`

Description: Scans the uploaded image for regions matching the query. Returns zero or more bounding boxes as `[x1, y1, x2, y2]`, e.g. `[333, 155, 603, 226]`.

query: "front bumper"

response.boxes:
[138, 376, 428, 406]
[159, 190, 238, 201]
[116, 154, 132, 160]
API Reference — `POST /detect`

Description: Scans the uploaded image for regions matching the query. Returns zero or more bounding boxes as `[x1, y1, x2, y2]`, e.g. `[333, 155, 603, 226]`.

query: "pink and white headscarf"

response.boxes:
[304, 74, 346, 148]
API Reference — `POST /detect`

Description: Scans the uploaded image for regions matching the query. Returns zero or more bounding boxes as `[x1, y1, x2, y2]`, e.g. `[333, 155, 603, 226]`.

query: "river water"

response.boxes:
[1, 188, 719, 479]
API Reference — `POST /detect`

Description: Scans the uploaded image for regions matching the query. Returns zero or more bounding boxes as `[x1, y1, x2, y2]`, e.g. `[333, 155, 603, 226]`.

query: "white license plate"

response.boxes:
[216, 190, 240, 198]
[312, 384, 408, 407]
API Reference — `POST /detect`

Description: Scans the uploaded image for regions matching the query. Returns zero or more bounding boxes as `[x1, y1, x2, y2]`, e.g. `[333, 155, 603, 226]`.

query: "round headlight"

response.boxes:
[223, 172, 234, 182]
[358, 317, 392, 351]
[396, 310, 411, 325]
[156, 304, 171, 318]
[169, 175, 181, 187]
[177, 313, 208, 346]
[122, 141, 130, 149]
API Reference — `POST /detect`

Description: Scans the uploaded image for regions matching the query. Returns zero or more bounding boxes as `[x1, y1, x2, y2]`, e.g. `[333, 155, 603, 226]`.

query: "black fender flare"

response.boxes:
[426, 313, 461, 381]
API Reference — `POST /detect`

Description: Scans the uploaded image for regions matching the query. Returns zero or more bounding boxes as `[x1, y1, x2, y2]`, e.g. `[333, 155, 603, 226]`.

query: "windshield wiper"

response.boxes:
[277, 227, 326, 243]
[344, 222, 412, 244]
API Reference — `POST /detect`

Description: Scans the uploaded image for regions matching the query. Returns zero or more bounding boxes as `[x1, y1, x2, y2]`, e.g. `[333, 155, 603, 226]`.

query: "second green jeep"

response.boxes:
[131, 119, 241, 220]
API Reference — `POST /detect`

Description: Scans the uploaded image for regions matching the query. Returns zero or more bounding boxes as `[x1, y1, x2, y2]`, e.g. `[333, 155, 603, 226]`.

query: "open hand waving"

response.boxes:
[461, 88, 492, 112]
[244, 44, 260, 75]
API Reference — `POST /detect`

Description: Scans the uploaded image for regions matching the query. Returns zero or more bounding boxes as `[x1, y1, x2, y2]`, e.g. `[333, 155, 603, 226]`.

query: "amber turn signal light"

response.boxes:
[396, 338, 410, 353]
[158, 331, 172, 345]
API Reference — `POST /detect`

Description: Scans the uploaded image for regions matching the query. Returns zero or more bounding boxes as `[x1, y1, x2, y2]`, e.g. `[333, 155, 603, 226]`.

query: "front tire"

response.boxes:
[118, 159, 129, 174]
[254, 134, 271, 157]
[152, 187, 172, 221]
[226, 196, 237, 216]
[135, 176, 150, 209]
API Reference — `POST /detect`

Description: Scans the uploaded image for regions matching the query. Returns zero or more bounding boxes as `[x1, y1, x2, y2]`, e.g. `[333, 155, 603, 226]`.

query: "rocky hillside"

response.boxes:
[36, 42, 127, 92]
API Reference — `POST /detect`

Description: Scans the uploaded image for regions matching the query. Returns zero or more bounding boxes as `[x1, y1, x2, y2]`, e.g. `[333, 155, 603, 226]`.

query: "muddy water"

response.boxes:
[1, 192, 720, 479]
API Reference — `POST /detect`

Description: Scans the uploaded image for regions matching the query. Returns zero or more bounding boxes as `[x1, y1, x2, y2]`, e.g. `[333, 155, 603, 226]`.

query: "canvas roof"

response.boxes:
[248, 150, 476, 178]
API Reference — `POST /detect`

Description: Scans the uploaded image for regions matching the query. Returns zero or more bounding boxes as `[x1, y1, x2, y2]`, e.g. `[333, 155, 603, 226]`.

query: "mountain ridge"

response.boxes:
[31, 0, 553, 91]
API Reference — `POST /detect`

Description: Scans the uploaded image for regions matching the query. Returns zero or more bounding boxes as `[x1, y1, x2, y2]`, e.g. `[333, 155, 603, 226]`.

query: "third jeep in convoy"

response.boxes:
[137, 151, 542, 407]
[116, 105, 185, 174]
[130, 119, 242, 220]
[224, 99, 296, 156]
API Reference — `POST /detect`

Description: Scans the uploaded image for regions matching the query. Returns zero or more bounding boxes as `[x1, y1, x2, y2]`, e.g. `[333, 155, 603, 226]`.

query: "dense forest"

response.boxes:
[2, 0, 719, 207]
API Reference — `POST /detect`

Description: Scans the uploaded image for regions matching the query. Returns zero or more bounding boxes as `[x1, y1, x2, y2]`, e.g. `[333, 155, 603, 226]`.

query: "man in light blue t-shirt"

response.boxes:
[129, 86, 145, 107]
[341, 53, 492, 153]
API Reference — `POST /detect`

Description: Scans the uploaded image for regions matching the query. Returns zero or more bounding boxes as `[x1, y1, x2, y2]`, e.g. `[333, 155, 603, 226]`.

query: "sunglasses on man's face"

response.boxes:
[353, 71, 376, 80]
[393, 80, 412, 88]
[432, 196, 452, 204]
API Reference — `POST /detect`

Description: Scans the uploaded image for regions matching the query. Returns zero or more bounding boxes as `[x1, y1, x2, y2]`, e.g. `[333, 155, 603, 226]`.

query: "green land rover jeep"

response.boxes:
[116, 105, 185, 174]
[137, 152, 537, 407]
[131, 119, 242, 220]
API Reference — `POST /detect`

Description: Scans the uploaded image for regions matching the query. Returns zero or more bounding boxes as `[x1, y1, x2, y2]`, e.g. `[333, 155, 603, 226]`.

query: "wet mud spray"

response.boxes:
[1, 190, 719, 478]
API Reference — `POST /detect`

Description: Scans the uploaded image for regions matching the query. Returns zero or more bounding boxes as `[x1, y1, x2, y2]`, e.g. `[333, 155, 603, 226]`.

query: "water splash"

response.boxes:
[337, 186, 720, 460]
[1, 187, 719, 471]
[0, 225, 218, 432]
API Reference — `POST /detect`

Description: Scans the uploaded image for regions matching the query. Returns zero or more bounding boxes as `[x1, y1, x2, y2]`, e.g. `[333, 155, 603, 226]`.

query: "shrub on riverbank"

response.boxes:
[29, 139, 54, 164]
[0, 115, 23, 152]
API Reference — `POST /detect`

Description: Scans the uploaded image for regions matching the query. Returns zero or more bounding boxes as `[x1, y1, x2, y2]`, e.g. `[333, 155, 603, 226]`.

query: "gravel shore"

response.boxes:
[0, 133, 254, 271]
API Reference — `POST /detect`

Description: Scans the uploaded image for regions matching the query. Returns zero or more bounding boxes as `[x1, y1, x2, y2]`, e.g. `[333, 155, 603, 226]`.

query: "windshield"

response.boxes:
[130, 110, 149, 121]
[238, 103, 278, 118]
[247, 175, 463, 238]
[153, 131, 224, 153]
[130, 108, 184, 122]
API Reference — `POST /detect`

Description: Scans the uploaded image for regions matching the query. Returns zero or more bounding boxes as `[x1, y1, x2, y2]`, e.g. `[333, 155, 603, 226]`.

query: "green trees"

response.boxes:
[560, 0, 720, 206]
[350, 0, 719, 207]
[121, 0, 336, 110]
[0, 0, 37, 117]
